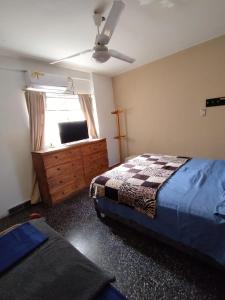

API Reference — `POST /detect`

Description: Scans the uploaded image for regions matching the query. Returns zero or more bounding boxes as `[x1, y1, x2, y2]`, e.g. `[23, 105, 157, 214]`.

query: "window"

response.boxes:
[44, 93, 85, 147]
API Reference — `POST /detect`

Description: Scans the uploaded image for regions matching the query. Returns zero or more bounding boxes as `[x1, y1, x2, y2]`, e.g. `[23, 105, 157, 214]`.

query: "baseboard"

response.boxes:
[8, 200, 31, 215]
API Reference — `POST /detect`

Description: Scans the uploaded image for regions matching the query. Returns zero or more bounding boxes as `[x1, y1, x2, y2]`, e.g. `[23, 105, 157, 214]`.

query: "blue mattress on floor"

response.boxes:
[96, 158, 225, 266]
[0, 220, 123, 300]
[96, 284, 126, 300]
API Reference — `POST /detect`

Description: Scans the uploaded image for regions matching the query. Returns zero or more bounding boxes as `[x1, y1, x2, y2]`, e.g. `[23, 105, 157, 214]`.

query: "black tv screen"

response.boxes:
[58, 121, 89, 144]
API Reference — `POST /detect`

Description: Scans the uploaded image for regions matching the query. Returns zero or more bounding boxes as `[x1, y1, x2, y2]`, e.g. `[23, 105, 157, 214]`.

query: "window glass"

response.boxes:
[45, 94, 85, 147]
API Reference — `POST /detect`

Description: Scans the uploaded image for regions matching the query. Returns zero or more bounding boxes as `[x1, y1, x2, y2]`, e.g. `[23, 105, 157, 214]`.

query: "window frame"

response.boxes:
[44, 92, 85, 148]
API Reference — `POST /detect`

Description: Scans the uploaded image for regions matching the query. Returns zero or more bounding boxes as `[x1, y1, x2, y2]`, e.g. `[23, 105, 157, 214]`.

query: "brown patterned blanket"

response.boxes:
[90, 154, 190, 218]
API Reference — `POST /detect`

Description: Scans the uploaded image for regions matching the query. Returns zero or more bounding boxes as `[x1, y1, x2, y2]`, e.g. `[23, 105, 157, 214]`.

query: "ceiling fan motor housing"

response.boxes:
[92, 47, 111, 63]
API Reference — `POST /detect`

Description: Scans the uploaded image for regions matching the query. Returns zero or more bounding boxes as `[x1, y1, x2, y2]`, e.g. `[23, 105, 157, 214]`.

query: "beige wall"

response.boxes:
[112, 35, 225, 160]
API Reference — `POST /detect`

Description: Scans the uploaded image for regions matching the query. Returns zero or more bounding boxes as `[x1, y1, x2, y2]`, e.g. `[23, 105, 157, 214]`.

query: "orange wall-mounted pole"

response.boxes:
[111, 109, 125, 164]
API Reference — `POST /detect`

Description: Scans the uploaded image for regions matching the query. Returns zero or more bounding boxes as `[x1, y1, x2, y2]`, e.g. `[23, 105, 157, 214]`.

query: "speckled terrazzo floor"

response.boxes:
[1, 189, 225, 300]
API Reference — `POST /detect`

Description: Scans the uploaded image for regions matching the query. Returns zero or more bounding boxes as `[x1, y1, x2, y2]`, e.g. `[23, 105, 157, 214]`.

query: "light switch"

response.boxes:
[200, 108, 207, 117]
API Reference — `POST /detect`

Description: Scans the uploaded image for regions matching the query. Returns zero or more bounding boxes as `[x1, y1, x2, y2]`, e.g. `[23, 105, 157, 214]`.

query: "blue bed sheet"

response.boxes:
[96, 158, 225, 265]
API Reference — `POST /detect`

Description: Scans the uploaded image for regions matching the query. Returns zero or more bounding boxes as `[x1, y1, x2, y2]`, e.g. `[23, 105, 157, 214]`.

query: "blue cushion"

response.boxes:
[0, 222, 48, 273]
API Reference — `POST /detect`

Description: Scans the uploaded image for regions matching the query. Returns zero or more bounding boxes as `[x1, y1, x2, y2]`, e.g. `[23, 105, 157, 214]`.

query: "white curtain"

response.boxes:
[25, 91, 46, 204]
[78, 94, 98, 139]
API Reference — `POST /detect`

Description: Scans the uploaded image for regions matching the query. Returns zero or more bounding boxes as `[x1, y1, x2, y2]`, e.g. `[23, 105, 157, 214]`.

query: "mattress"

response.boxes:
[97, 284, 127, 300]
[0, 219, 124, 300]
[95, 158, 225, 266]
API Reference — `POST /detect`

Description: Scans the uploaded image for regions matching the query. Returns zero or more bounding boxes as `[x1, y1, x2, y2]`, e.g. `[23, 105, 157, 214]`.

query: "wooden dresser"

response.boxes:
[32, 138, 108, 206]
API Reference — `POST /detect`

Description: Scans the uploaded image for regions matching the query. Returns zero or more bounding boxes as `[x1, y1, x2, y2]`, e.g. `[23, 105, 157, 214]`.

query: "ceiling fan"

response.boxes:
[50, 0, 135, 65]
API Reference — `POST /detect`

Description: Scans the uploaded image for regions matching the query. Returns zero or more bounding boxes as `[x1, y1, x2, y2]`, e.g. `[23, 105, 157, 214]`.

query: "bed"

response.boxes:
[0, 219, 126, 300]
[90, 154, 225, 268]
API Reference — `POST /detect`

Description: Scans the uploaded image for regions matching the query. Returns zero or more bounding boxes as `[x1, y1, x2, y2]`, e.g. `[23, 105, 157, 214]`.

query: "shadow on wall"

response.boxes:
[4, 91, 33, 209]
[7, 137, 32, 204]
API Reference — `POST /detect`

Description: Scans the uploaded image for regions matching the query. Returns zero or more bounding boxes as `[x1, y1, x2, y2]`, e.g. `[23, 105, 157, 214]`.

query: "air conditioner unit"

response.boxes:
[24, 71, 92, 94]
[24, 71, 68, 92]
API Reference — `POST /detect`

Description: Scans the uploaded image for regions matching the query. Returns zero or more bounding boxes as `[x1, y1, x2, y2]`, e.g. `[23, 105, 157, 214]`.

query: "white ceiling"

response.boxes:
[0, 0, 225, 77]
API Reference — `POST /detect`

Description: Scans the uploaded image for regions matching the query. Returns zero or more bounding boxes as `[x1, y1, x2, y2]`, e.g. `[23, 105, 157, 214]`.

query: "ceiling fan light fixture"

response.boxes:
[104, 29, 112, 37]
[92, 50, 111, 63]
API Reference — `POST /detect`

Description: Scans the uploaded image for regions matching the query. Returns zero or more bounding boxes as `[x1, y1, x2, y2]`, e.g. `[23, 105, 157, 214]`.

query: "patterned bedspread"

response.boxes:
[90, 154, 190, 218]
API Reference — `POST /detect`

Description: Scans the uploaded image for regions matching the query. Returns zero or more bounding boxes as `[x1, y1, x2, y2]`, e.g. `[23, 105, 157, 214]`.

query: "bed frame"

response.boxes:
[94, 198, 225, 272]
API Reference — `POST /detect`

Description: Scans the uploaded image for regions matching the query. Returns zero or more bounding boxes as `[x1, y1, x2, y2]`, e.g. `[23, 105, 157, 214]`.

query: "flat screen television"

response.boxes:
[58, 121, 89, 144]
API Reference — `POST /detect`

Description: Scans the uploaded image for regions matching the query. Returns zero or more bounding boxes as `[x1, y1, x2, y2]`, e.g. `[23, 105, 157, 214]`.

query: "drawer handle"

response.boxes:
[57, 167, 60, 171]
[55, 156, 58, 159]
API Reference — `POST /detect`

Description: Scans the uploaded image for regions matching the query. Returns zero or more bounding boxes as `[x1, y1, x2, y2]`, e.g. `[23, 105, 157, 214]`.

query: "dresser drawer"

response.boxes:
[85, 166, 107, 184]
[82, 141, 106, 156]
[46, 162, 74, 178]
[44, 150, 71, 168]
[84, 151, 108, 165]
[99, 161, 108, 172]
[49, 171, 85, 193]
[71, 158, 83, 171]
[51, 184, 75, 204]
[73, 174, 86, 190]
[84, 160, 108, 181]
[48, 175, 74, 192]
[68, 147, 82, 158]
[84, 153, 108, 176]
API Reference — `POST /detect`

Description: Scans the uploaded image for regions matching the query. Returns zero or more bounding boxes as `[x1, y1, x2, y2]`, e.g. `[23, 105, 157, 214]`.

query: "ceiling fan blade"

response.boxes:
[109, 49, 135, 63]
[50, 49, 93, 64]
[97, 0, 125, 45]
